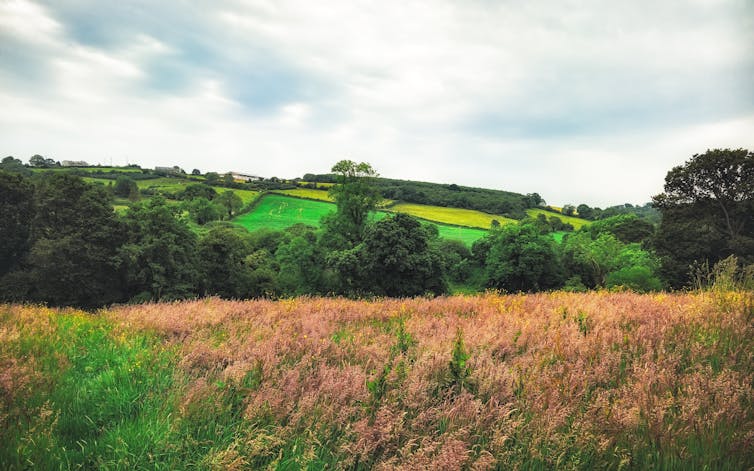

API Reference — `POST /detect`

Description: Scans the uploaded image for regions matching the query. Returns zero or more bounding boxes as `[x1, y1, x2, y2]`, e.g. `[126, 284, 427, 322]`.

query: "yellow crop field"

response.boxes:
[526, 208, 590, 229]
[273, 188, 334, 202]
[390, 203, 516, 229]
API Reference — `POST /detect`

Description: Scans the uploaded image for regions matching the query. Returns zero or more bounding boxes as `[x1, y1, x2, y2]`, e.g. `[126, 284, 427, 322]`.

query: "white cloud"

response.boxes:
[0, 0, 752, 206]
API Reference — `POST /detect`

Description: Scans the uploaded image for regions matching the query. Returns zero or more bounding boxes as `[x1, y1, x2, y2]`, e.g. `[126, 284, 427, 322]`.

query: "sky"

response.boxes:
[1, 0, 752, 207]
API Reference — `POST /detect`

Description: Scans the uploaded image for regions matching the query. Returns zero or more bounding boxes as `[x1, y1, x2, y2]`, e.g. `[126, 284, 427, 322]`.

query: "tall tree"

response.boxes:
[321, 160, 380, 248]
[484, 223, 565, 292]
[216, 190, 243, 219]
[359, 213, 447, 297]
[119, 197, 201, 301]
[652, 148, 754, 287]
[20, 174, 123, 306]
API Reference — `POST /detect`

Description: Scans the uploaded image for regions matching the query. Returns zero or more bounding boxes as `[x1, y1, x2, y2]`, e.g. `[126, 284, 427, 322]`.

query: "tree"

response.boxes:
[113, 175, 138, 199]
[0, 156, 30, 175]
[198, 227, 255, 298]
[562, 232, 623, 288]
[216, 190, 243, 219]
[185, 197, 224, 225]
[179, 183, 217, 201]
[562, 204, 576, 216]
[29, 154, 47, 167]
[0, 172, 34, 277]
[359, 213, 447, 297]
[276, 227, 326, 296]
[576, 204, 594, 220]
[322, 160, 380, 248]
[191, 168, 201, 175]
[119, 197, 201, 301]
[484, 223, 565, 292]
[205, 172, 220, 185]
[652, 148, 754, 287]
[12, 174, 124, 306]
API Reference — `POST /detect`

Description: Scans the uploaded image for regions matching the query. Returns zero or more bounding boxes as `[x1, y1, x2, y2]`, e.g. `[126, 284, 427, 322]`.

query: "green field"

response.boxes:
[390, 202, 516, 229]
[234, 194, 488, 245]
[526, 208, 589, 229]
[233, 194, 336, 232]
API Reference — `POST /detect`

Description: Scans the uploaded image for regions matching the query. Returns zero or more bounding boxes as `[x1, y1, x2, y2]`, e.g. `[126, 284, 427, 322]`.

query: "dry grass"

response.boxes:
[2, 292, 752, 468]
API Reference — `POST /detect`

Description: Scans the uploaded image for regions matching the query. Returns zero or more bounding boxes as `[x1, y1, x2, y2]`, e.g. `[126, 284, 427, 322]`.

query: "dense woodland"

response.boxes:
[0, 148, 752, 308]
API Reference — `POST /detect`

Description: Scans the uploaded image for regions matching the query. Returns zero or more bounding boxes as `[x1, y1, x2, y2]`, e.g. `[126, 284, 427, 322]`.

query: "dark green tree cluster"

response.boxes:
[652, 148, 754, 288]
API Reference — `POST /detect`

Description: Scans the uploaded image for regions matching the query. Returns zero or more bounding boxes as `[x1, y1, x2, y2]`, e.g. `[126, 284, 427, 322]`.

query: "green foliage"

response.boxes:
[185, 197, 224, 225]
[0, 172, 34, 277]
[216, 190, 243, 219]
[324, 160, 381, 248]
[120, 197, 201, 301]
[484, 223, 565, 292]
[583, 213, 654, 244]
[653, 148, 754, 288]
[113, 175, 138, 199]
[0, 156, 31, 175]
[358, 213, 448, 297]
[447, 329, 475, 394]
[179, 183, 217, 201]
[198, 227, 256, 298]
[9, 174, 124, 306]
[275, 227, 327, 296]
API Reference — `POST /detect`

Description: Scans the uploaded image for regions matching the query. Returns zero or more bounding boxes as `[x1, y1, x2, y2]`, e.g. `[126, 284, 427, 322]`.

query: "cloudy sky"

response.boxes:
[1, 0, 752, 206]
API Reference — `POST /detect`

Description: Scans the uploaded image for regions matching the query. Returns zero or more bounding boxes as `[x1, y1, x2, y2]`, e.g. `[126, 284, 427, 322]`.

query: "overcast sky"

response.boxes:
[1, 0, 752, 206]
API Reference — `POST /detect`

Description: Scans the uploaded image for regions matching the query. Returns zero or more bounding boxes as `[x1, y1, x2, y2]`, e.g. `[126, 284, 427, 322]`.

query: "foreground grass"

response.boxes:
[2, 292, 752, 469]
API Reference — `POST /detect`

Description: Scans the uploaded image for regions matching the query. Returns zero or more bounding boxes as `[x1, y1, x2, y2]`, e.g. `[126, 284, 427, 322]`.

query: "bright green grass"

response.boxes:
[526, 208, 590, 229]
[390, 203, 516, 230]
[0, 308, 179, 469]
[233, 194, 336, 232]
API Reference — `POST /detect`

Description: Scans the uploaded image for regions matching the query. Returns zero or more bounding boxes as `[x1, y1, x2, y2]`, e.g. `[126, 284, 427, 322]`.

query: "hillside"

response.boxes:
[2, 292, 751, 468]
[235, 194, 489, 245]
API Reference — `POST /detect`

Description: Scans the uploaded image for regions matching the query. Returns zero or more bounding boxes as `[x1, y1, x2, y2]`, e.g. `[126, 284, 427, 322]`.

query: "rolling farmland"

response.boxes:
[235, 194, 489, 245]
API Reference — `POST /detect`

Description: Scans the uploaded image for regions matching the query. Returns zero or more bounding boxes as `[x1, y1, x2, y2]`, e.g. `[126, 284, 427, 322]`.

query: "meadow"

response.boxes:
[233, 194, 337, 232]
[1, 292, 751, 469]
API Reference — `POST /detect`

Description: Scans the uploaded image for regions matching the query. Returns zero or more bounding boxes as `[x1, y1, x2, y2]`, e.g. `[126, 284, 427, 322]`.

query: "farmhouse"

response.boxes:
[61, 160, 89, 167]
[231, 172, 263, 182]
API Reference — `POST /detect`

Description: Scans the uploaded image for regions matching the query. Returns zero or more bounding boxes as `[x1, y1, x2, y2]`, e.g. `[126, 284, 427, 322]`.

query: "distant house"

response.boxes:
[155, 166, 185, 175]
[61, 160, 89, 167]
[231, 172, 263, 182]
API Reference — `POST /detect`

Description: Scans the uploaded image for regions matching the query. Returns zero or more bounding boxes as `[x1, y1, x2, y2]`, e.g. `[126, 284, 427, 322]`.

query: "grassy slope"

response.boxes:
[2, 293, 751, 469]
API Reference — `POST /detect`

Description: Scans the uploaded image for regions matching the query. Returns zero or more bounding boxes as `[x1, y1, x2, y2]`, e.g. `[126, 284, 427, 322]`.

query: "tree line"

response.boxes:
[0, 149, 751, 308]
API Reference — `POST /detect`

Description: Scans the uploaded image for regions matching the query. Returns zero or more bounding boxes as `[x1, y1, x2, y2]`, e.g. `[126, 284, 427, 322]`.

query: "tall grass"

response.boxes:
[2, 292, 752, 469]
